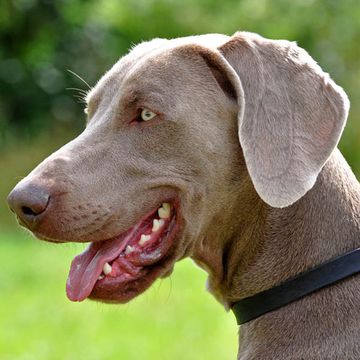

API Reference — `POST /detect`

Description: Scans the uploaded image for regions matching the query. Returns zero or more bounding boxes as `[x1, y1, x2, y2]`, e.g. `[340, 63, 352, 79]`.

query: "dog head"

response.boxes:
[8, 32, 348, 303]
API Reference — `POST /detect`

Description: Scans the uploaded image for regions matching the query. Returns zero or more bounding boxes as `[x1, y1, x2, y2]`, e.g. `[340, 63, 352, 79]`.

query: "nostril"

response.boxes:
[7, 183, 51, 230]
[22, 206, 39, 216]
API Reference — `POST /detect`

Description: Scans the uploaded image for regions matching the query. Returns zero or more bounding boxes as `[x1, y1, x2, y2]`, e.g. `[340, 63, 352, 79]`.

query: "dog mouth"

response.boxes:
[66, 202, 178, 302]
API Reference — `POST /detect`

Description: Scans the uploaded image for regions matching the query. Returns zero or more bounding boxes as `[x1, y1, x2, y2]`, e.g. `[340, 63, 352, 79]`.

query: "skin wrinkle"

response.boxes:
[8, 32, 360, 359]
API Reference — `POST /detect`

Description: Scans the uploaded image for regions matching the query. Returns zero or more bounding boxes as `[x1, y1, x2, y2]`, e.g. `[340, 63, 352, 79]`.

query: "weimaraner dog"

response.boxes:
[8, 32, 360, 359]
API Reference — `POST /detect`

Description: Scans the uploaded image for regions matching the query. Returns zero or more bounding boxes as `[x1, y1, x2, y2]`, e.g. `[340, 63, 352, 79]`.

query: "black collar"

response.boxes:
[232, 247, 360, 325]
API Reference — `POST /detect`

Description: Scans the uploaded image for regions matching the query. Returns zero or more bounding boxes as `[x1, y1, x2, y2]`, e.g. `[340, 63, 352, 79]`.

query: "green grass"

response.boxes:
[0, 230, 237, 360]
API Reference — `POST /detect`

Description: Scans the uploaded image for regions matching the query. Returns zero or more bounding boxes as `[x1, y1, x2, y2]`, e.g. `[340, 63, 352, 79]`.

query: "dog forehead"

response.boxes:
[123, 33, 230, 75]
[87, 34, 230, 102]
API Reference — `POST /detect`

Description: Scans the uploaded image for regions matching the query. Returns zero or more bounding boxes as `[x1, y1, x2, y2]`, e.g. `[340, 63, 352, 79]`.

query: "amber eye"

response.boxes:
[140, 108, 157, 121]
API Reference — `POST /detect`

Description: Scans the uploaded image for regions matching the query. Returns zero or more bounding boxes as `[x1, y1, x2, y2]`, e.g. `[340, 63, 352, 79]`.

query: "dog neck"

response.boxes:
[193, 148, 360, 359]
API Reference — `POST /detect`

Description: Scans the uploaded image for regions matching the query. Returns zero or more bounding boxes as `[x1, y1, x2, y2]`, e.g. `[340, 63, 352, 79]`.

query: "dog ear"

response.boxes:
[211, 32, 349, 208]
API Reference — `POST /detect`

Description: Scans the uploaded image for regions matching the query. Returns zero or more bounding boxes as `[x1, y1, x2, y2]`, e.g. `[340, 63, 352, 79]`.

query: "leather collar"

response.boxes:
[232, 247, 360, 325]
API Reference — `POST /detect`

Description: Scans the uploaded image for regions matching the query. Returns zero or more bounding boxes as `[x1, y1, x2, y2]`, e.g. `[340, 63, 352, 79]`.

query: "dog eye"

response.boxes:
[140, 108, 157, 121]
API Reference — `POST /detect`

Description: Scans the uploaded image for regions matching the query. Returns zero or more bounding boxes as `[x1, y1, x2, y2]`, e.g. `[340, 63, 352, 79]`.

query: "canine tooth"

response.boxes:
[98, 275, 104, 280]
[125, 245, 135, 255]
[139, 234, 151, 246]
[152, 219, 164, 232]
[103, 262, 112, 275]
[158, 203, 171, 219]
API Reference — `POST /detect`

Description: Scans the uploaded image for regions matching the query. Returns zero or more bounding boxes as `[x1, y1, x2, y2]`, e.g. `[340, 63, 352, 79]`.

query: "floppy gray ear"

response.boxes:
[217, 32, 349, 208]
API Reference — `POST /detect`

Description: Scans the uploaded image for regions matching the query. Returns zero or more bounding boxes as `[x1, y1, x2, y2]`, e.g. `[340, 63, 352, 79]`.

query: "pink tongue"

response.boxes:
[66, 231, 132, 302]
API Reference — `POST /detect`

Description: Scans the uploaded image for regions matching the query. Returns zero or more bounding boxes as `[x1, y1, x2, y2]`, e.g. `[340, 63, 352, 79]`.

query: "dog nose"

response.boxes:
[7, 183, 50, 230]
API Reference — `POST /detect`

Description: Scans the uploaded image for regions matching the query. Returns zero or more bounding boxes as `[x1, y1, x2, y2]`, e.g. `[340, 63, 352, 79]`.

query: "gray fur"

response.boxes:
[8, 32, 360, 359]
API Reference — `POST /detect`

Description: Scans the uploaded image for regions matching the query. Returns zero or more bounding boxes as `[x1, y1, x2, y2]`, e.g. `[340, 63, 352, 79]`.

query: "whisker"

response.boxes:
[66, 87, 89, 96]
[67, 69, 92, 90]
[73, 95, 87, 104]
[72, 92, 87, 99]
[74, 95, 86, 103]
[166, 276, 173, 303]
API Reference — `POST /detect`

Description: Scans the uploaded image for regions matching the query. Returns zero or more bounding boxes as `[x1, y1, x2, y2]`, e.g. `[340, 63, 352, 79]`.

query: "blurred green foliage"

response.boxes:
[2, 0, 359, 229]
[1, 0, 360, 157]
[1, 2, 360, 359]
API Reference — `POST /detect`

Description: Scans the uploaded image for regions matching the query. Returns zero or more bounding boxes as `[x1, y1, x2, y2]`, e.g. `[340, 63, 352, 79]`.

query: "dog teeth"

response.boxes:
[152, 219, 164, 232]
[98, 274, 104, 280]
[139, 234, 151, 246]
[158, 203, 171, 219]
[125, 245, 135, 255]
[103, 262, 112, 275]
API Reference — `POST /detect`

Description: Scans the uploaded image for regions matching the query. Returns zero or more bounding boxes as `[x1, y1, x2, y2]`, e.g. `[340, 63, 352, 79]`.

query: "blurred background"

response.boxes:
[1, 0, 359, 359]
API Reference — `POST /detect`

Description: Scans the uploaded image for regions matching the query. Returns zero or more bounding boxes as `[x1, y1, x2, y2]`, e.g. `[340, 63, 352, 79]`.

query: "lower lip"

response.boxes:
[88, 204, 180, 302]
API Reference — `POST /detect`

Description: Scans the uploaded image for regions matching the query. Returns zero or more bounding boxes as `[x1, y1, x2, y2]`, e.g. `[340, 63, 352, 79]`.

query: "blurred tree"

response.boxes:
[0, 0, 359, 169]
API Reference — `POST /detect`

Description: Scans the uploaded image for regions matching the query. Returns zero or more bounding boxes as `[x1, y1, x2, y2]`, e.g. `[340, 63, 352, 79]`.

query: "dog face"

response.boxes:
[8, 35, 246, 303]
[7, 32, 348, 304]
